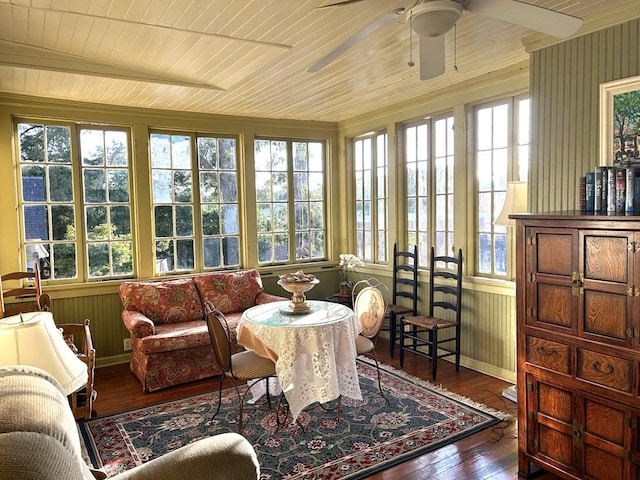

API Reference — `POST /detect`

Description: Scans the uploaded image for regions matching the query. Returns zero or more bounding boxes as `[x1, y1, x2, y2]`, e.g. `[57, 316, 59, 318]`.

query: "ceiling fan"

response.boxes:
[308, 0, 584, 80]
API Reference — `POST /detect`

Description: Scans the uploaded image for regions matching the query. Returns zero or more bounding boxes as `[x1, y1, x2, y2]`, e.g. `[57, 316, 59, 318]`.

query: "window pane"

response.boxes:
[354, 132, 387, 264]
[406, 115, 454, 267]
[221, 204, 239, 235]
[202, 205, 220, 235]
[203, 237, 221, 268]
[255, 139, 325, 266]
[18, 122, 77, 280]
[49, 166, 73, 202]
[52, 243, 76, 279]
[106, 131, 128, 167]
[88, 242, 109, 277]
[154, 205, 173, 237]
[175, 205, 193, 237]
[83, 169, 106, 203]
[475, 97, 528, 277]
[80, 127, 133, 279]
[176, 239, 194, 270]
[86, 206, 108, 240]
[151, 132, 195, 273]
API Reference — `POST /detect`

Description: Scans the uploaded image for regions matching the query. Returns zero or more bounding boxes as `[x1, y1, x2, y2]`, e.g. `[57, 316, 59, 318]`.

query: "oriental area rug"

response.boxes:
[80, 359, 511, 479]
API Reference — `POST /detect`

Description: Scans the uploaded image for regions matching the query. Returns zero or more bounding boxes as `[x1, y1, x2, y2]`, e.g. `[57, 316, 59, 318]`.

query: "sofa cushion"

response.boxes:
[119, 278, 204, 325]
[193, 269, 264, 314]
[134, 314, 241, 355]
[134, 321, 210, 354]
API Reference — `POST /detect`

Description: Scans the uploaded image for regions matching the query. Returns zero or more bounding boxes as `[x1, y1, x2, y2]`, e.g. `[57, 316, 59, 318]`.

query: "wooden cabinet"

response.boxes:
[515, 213, 640, 479]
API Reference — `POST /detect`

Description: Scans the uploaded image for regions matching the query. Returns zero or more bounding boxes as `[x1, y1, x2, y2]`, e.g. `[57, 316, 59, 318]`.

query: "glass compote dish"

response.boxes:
[277, 270, 319, 314]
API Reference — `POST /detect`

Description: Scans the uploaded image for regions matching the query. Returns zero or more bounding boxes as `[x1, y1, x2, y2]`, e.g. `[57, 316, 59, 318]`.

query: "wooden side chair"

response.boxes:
[399, 247, 463, 380]
[352, 278, 389, 404]
[384, 243, 418, 357]
[58, 319, 97, 420]
[0, 263, 50, 317]
[204, 302, 277, 432]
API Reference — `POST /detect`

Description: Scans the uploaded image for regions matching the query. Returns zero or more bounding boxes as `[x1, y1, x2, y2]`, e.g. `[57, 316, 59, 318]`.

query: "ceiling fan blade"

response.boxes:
[469, 0, 583, 38]
[308, 8, 404, 73]
[419, 34, 445, 80]
[316, 0, 368, 8]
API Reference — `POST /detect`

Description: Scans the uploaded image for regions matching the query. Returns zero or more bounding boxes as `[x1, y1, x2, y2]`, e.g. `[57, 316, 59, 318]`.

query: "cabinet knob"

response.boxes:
[572, 278, 582, 288]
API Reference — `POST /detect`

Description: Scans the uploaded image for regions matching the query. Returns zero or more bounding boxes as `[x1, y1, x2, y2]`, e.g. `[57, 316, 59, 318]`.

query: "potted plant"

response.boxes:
[338, 253, 364, 295]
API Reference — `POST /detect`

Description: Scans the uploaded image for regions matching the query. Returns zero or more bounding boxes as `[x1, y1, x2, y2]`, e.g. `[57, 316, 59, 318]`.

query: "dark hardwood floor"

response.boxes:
[91, 339, 559, 479]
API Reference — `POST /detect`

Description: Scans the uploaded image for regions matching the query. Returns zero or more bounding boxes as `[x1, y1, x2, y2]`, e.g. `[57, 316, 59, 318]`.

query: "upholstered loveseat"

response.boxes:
[119, 269, 286, 392]
[0, 365, 260, 480]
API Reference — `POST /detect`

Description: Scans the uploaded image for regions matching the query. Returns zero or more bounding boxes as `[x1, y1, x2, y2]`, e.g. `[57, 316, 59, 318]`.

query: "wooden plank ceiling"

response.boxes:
[0, 0, 636, 122]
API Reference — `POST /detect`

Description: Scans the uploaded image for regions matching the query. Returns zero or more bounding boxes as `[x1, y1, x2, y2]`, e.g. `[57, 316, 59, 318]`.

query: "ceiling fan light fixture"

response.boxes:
[408, 1, 463, 38]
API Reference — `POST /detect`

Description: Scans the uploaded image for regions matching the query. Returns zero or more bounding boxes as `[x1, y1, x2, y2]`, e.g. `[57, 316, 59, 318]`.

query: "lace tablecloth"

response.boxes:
[237, 300, 362, 421]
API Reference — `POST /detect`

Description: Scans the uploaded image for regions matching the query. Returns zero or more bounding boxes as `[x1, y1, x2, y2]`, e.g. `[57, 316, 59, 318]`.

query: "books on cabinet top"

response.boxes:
[581, 166, 640, 214]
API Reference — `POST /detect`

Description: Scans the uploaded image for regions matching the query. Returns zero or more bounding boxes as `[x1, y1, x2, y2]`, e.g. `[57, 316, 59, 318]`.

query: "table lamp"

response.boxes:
[494, 180, 528, 404]
[0, 311, 87, 395]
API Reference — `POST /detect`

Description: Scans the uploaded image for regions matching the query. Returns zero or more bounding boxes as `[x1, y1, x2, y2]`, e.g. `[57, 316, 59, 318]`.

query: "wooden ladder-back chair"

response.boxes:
[384, 243, 418, 357]
[352, 278, 389, 404]
[0, 263, 50, 317]
[399, 247, 463, 380]
[204, 302, 277, 432]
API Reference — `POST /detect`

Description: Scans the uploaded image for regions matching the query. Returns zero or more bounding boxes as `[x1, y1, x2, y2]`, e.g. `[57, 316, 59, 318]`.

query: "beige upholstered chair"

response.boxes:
[204, 302, 277, 432]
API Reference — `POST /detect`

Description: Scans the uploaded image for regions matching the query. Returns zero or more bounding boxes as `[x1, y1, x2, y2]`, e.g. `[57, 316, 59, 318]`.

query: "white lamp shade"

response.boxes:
[0, 311, 87, 395]
[495, 181, 528, 226]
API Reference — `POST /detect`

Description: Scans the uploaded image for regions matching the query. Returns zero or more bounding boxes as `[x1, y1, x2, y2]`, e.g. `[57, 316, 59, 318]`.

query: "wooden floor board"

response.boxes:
[91, 339, 560, 479]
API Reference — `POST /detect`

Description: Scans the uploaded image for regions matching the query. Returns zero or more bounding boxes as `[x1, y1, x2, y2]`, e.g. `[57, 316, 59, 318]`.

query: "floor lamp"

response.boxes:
[0, 311, 88, 395]
[494, 181, 527, 403]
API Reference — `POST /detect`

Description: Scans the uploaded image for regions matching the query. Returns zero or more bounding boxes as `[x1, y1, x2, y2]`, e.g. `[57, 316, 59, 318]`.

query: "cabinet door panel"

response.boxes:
[536, 233, 574, 275]
[581, 395, 629, 480]
[583, 290, 629, 342]
[582, 233, 631, 284]
[580, 230, 634, 346]
[528, 376, 577, 475]
[584, 446, 625, 480]
[536, 284, 574, 328]
[527, 228, 578, 332]
[538, 381, 573, 423]
[539, 424, 574, 468]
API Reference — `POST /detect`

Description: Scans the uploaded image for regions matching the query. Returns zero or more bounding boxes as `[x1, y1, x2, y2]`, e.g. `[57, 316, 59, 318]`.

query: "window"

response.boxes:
[150, 132, 240, 273]
[405, 115, 455, 267]
[354, 132, 388, 263]
[16, 121, 133, 281]
[476, 96, 530, 277]
[254, 139, 326, 265]
[80, 128, 133, 278]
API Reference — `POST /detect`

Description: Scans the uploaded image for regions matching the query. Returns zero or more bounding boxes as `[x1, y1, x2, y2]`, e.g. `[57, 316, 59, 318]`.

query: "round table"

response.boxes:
[237, 300, 362, 421]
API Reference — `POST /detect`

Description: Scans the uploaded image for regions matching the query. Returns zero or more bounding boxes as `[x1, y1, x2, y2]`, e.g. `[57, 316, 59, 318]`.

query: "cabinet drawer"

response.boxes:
[577, 349, 633, 393]
[526, 336, 571, 374]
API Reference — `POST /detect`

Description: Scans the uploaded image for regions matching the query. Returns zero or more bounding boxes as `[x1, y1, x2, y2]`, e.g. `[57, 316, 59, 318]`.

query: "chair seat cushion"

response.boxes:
[386, 304, 414, 315]
[355, 335, 374, 355]
[227, 351, 275, 380]
[402, 315, 458, 329]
